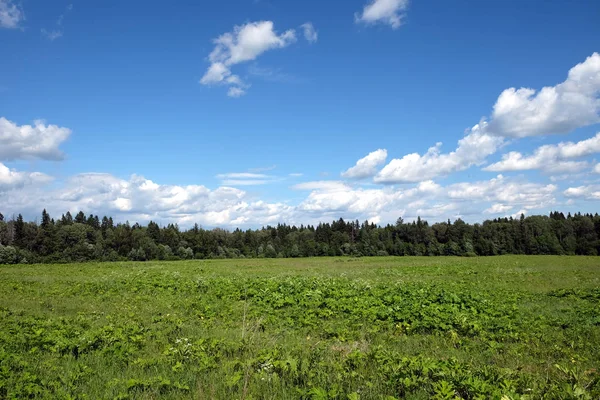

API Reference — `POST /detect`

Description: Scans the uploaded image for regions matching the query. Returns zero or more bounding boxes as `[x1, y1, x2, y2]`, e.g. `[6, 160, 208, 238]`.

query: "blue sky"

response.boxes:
[1, 0, 599, 227]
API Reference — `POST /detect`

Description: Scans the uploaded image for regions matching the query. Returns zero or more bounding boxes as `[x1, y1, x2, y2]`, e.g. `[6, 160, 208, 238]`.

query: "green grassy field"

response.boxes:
[1, 256, 599, 399]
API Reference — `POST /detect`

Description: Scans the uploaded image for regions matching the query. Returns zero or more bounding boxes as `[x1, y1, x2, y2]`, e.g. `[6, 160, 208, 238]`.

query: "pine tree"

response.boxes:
[14, 214, 25, 248]
[75, 211, 86, 224]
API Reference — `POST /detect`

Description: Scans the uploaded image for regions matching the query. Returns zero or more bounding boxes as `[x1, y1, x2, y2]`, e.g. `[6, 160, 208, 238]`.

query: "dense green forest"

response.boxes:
[0, 210, 599, 263]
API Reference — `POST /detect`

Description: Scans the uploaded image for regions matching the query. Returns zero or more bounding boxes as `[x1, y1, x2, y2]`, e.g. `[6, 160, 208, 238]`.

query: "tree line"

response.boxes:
[0, 210, 599, 264]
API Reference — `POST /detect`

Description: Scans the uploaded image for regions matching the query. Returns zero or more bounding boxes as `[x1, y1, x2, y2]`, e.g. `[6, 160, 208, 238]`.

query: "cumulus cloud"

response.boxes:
[291, 175, 554, 224]
[484, 132, 600, 173]
[0, 117, 72, 161]
[355, 0, 409, 29]
[0, 167, 566, 227]
[486, 52, 600, 138]
[375, 129, 504, 183]
[563, 185, 600, 201]
[200, 21, 297, 96]
[374, 53, 600, 183]
[0, 0, 23, 29]
[447, 174, 557, 211]
[301, 22, 317, 43]
[0, 173, 294, 227]
[342, 149, 387, 179]
[0, 162, 53, 191]
[296, 183, 404, 218]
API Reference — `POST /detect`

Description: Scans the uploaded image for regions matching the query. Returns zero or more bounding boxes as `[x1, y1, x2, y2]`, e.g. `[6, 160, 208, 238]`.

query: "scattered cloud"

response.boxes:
[41, 3, 73, 40]
[342, 149, 387, 179]
[594, 164, 600, 174]
[0, 117, 72, 161]
[301, 22, 317, 43]
[0, 0, 23, 29]
[41, 29, 63, 41]
[371, 53, 600, 184]
[484, 132, 600, 173]
[375, 130, 504, 183]
[200, 21, 297, 96]
[563, 185, 600, 200]
[355, 0, 409, 29]
[227, 86, 246, 98]
[485, 52, 600, 138]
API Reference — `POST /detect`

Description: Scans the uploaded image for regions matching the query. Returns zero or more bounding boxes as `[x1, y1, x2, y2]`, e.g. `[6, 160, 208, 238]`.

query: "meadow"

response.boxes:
[0, 256, 599, 399]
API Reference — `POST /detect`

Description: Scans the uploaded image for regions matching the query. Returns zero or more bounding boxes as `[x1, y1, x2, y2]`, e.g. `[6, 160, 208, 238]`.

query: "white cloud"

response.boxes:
[227, 86, 246, 98]
[594, 164, 600, 174]
[41, 28, 63, 40]
[200, 21, 297, 96]
[113, 197, 132, 212]
[375, 130, 504, 183]
[484, 132, 600, 173]
[486, 53, 600, 138]
[297, 185, 403, 217]
[301, 22, 317, 43]
[216, 172, 278, 186]
[292, 181, 350, 192]
[563, 185, 600, 200]
[289, 173, 303, 177]
[217, 173, 269, 179]
[414, 203, 458, 218]
[0, 166, 569, 227]
[447, 174, 557, 211]
[0, 163, 53, 191]
[291, 175, 555, 224]
[0, 117, 72, 161]
[0, 0, 23, 29]
[0, 172, 294, 227]
[40, 3, 73, 40]
[484, 203, 514, 214]
[374, 53, 600, 184]
[200, 62, 232, 85]
[355, 0, 409, 29]
[342, 149, 387, 179]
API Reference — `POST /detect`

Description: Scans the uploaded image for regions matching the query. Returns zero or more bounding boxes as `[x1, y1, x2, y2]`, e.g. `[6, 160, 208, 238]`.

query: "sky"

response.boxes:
[1, 0, 600, 228]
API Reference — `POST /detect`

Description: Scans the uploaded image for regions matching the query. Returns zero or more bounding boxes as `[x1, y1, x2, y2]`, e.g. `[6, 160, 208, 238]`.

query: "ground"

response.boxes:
[0, 256, 599, 399]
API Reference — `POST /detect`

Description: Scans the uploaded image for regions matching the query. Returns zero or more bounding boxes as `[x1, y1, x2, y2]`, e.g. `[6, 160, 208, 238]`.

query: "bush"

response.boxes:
[0, 245, 18, 264]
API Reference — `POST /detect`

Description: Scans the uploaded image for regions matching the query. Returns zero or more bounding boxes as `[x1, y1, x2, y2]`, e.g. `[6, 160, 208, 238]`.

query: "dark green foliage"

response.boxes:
[0, 210, 599, 263]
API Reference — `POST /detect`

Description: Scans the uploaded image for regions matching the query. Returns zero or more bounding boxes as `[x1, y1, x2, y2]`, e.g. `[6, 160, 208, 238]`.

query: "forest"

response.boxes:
[0, 210, 599, 264]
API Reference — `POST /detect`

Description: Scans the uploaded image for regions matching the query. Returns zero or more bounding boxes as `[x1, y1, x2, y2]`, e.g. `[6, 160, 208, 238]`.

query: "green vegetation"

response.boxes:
[1, 210, 600, 265]
[1, 256, 599, 399]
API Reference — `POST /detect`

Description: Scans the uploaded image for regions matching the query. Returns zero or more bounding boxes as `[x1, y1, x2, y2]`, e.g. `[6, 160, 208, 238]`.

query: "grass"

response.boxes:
[0, 256, 599, 399]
